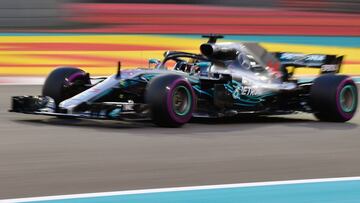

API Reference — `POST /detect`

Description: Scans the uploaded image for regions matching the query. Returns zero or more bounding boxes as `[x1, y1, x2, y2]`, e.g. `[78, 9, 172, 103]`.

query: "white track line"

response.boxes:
[2, 176, 360, 203]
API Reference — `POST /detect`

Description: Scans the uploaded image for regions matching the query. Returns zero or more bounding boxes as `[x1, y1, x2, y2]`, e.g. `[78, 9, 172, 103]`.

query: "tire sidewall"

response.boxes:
[165, 78, 195, 124]
[146, 74, 195, 127]
[335, 78, 358, 120]
[311, 74, 358, 122]
[42, 67, 88, 105]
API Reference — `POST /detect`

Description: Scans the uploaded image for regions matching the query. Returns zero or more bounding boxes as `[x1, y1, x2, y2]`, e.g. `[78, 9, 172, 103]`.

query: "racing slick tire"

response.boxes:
[310, 74, 358, 122]
[146, 74, 195, 127]
[42, 67, 90, 106]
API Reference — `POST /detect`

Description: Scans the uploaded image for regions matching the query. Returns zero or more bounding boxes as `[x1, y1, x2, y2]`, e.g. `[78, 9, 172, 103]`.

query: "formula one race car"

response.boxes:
[11, 35, 358, 127]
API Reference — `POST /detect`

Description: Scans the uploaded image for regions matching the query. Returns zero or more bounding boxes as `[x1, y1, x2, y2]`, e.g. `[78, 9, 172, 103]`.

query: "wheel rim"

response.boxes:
[340, 85, 356, 113]
[172, 85, 191, 116]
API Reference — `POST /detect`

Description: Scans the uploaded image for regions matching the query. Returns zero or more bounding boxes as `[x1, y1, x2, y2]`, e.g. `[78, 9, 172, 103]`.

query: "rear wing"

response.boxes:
[274, 52, 344, 74]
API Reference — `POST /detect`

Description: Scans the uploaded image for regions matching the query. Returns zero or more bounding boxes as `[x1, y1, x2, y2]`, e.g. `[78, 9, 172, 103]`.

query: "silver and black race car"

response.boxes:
[10, 35, 358, 127]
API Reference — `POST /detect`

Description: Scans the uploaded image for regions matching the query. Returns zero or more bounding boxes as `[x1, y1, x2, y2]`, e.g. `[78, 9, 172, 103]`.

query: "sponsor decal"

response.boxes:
[305, 55, 326, 61]
[321, 64, 339, 72]
[235, 86, 258, 96]
[280, 53, 326, 62]
[280, 53, 304, 60]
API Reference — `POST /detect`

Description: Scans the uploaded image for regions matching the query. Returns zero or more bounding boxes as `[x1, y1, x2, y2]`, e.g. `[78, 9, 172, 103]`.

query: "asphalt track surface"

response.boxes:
[1, 85, 360, 199]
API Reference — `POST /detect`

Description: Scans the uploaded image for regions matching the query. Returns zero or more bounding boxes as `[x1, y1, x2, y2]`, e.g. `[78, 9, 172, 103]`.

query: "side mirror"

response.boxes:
[148, 59, 161, 68]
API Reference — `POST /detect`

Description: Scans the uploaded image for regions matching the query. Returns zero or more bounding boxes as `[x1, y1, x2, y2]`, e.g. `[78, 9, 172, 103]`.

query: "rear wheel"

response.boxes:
[42, 67, 90, 107]
[310, 74, 358, 122]
[146, 74, 195, 127]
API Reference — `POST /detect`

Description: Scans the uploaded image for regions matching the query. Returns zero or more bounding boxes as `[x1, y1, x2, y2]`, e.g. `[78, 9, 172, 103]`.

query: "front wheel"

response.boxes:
[146, 74, 195, 127]
[310, 74, 358, 122]
[42, 67, 90, 106]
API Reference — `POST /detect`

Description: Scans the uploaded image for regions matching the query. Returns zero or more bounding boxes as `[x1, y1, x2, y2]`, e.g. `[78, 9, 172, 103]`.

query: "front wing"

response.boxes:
[10, 96, 149, 120]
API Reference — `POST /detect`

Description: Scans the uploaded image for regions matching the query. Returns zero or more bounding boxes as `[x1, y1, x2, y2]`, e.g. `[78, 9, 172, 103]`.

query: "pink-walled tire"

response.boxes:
[310, 74, 358, 122]
[146, 74, 195, 127]
[42, 67, 90, 106]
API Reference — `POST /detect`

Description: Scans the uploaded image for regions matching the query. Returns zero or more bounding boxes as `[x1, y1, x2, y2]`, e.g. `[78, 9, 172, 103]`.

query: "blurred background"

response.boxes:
[1, 0, 359, 31]
[0, 0, 359, 82]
